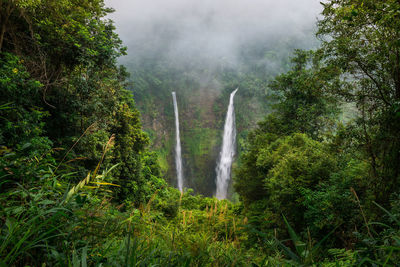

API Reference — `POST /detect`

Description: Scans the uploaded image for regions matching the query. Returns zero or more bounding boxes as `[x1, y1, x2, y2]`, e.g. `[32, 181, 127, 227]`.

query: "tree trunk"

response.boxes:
[0, 2, 14, 52]
[395, 48, 400, 99]
[0, 23, 6, 52]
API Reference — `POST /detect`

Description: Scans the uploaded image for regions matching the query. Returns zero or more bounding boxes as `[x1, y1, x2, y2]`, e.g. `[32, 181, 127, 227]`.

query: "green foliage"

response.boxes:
[2, 0, 400, 266]
[362, 201, 400, 265]
[0, 150, 71, 266]
[0, 53, 54, 185]
[267, 50, 341, 139]
[233, 1, 400, 257]
[1, 0, 155, 206]
[111, 101, 149, 203]
[262, 134, 336, 228]
[0, 53, 49, 149]
[276, 215, 337, 265]
[1, 0, 124, 66]
[302, 159, 369, 237]
[235, 133, 338, 234]
[318, 0, 400, 200]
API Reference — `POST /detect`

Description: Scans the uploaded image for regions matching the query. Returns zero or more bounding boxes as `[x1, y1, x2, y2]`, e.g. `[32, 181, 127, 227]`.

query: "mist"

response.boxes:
[105, 0, 323, 69]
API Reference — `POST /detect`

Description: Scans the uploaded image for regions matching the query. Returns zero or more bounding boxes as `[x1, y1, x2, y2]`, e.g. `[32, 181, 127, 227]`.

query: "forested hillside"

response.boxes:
[125, 38, 310, 197]
[1, 0, 400, 266]
[109, 0, 320, 196]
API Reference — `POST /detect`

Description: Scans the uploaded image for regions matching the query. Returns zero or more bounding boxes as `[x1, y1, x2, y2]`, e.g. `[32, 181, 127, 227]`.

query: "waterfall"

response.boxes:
[215, 88, 238, 199]
[172, 92, 184, 192]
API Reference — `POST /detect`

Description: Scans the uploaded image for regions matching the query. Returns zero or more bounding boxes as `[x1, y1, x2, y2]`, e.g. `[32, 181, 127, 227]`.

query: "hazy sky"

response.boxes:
[105, 0, 323, 67]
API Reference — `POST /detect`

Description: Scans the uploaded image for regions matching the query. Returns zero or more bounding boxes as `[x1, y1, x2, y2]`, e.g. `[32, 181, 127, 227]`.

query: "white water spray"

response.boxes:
[215, 88, 238, 199]
[172, 92, 184, 192]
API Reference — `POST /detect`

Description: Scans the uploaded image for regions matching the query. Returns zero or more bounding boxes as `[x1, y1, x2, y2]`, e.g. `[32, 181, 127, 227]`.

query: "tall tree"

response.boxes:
[234, 51, 342, 219]
[318, 0, 400, 199]
[267, 50, 341, 139]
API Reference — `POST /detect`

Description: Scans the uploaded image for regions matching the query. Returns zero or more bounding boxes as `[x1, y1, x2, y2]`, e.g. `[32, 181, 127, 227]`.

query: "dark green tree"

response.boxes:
[0, 0, 157, 205]
[267, 50, 341, 139]
[318, 0, 400, 200]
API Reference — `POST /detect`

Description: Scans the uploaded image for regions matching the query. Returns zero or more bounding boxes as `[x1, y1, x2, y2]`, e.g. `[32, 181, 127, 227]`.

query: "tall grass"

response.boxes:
[0, 183, 71, 266]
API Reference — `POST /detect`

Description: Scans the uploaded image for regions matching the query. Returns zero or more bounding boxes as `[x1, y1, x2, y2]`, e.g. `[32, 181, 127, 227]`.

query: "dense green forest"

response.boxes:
[1, 0, 400, 266]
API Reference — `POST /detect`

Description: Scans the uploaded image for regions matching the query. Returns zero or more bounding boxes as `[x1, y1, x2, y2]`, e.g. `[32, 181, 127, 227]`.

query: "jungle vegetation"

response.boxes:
[0, 0, 399, 266]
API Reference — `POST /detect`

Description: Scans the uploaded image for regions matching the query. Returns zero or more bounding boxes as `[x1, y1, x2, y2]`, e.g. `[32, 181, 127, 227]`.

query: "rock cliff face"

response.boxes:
[123, 34, 317, 197]
[126, 63, 270, 197]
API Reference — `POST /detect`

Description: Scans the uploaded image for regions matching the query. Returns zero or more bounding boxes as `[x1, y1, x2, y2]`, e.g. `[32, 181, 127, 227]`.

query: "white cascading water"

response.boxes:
[172, 92, 184, 192]
[215, 88, 238, 199]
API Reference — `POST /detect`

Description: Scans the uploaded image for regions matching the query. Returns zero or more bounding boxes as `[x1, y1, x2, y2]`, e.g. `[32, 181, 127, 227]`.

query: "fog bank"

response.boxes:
[105, 0, 322, 68]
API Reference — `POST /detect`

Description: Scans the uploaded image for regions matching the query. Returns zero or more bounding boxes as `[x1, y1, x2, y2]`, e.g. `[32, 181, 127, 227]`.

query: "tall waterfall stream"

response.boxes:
[172, 92, 184, 192]
[215, 88, 238, 199]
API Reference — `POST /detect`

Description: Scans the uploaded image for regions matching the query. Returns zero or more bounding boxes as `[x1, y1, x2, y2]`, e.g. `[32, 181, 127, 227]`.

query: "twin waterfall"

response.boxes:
[215, 88, 238, 199]
[172, 89, 238, 198]
[172, 92, 184, 192]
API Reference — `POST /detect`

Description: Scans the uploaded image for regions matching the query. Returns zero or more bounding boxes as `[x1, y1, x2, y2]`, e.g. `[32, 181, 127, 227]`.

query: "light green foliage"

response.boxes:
[183, 127, 219, 194]
[185, 128, 218, 157]
[260, 134, 336, 227]
[235, 133, 337, 233]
